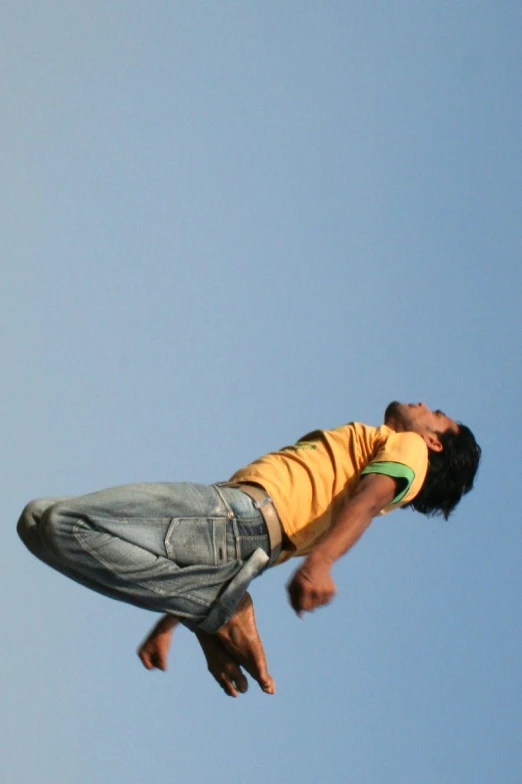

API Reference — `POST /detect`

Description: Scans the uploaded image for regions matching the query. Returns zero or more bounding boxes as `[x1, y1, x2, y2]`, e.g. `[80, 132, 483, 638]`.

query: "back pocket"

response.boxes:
[165, 517, 227, 567]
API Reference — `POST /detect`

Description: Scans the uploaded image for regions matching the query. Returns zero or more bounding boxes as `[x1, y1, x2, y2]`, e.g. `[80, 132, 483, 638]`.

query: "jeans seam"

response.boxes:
[213, 484, 241, 560]
[72, 521, 212, 607]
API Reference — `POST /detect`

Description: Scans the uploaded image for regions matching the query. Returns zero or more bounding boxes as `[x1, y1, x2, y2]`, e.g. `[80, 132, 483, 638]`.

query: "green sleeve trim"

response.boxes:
[360, 461, 415, 504]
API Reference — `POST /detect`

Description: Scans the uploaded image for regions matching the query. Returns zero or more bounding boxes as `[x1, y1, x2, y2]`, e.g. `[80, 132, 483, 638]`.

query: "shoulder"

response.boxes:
[376, 429, 428, 467]
[384, 429, 427, 451]
[361, 429, 428, 508]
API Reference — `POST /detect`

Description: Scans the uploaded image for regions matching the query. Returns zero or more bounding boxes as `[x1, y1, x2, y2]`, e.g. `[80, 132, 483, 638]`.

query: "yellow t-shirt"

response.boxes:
[230, 423, 428, 558]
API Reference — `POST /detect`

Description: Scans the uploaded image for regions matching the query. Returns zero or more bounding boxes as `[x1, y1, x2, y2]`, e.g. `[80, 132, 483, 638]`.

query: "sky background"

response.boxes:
[2, 2, 521, 782]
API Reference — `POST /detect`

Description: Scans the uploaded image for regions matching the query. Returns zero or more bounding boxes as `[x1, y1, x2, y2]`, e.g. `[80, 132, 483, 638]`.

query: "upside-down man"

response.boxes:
[17, 401, 480, 697]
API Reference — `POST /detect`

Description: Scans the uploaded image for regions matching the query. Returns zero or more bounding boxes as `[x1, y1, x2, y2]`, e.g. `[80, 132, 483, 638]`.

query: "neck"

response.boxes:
[384, 418, 403, 433]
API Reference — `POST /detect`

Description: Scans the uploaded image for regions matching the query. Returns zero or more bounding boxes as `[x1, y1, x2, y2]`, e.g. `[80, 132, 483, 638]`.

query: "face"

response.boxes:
[384, 401, 458, 452]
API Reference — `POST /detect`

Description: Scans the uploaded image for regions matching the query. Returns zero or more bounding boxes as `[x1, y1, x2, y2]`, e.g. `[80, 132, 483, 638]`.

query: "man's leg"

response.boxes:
[137, 614, 250, 697]
[18, 483, 276, 694]
[137, 593, 274, 696]
[18, 484, 262, 624]
[195, 630, 250, 698]
[17, 498, 151, 607]
[137, 614, 180, 672]
[215, 592, 275, 693]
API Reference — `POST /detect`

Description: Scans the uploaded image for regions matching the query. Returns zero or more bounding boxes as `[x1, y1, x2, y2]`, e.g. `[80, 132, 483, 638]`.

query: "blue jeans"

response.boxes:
[16, 483, 272, 632]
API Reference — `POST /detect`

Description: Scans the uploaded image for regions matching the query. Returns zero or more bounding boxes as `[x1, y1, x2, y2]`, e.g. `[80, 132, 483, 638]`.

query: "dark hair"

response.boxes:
[407, 424, 481, 520]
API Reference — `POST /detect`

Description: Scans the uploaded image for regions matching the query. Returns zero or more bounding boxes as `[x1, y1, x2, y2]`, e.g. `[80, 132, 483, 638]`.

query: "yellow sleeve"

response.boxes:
[360, 431, 428, 509]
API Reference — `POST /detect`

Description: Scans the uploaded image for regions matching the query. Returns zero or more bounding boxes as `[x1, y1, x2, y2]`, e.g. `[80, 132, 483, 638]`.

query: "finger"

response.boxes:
[288, 594, 304, 617]
[292, 590, 314, 617]
[287, 583, 303, 613]
[290, 596, 304, 617]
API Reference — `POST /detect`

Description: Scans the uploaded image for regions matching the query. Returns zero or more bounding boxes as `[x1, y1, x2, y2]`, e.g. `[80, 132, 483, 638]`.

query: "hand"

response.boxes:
[287, 559, 337, 616]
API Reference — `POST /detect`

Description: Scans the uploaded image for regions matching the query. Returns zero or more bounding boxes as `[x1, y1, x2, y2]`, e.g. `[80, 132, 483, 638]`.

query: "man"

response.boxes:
[17, 401, 481, 697]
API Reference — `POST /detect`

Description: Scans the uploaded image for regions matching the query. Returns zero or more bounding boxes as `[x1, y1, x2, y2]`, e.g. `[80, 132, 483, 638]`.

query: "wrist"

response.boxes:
[304, 550, 334, 570]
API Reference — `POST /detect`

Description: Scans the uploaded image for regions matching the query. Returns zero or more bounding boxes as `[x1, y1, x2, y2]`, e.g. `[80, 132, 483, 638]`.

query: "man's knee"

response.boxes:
[17, 497, 73, 549]
[37, 502, 73, 559]
[17, 499, 61, 561]
[18, 500, 65, 558]
[17, 499, 45, 544]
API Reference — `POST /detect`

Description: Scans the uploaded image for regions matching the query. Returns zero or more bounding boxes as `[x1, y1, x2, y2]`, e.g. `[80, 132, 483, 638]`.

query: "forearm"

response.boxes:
[306, 499, 375, 567]
[309, 473, 397, 565]
[287, 473, 397, 614]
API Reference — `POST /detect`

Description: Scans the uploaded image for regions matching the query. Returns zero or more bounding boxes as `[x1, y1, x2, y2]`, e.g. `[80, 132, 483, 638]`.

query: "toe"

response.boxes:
[219, 673, 239, 698]
[234, 670, 248, 694]
[262, 675, 276, 694]
[138, 650, 153, 670]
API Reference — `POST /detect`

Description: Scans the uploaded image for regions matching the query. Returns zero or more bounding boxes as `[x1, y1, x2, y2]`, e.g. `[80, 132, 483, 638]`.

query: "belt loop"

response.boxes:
[215, 482, 283, 566]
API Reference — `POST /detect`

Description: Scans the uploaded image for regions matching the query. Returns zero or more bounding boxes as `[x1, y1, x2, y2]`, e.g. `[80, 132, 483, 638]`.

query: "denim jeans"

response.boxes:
[16, 482, 272, 633]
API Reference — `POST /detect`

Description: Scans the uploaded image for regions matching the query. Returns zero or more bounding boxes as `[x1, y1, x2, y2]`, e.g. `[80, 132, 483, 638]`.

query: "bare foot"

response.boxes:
[138, 614, 179, 671]
[196, 630, 249, 698]
[216, 593, 275, 694]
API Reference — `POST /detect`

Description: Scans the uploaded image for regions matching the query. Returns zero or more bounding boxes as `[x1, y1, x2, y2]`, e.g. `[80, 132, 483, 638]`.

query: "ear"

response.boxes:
[423, 433, 443, 453]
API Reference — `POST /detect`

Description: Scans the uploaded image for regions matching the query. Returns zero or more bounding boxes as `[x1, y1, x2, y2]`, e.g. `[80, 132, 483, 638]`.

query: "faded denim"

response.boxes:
[17, 482, 271, 633]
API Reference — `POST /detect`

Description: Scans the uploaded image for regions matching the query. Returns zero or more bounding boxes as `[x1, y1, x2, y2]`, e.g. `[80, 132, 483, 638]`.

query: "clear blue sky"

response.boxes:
[3, 2, 521, 782]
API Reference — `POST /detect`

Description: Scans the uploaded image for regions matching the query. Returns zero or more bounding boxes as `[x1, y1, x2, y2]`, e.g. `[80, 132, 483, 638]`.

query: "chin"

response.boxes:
[384, 401, 402, 422]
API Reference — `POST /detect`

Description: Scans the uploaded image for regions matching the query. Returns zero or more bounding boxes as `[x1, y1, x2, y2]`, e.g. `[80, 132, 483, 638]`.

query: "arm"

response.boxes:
[287, 472, 397, 616]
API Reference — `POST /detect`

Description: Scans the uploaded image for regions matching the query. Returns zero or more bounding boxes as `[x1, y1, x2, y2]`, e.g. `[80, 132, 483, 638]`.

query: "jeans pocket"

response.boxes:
[165, 517, 227, 567]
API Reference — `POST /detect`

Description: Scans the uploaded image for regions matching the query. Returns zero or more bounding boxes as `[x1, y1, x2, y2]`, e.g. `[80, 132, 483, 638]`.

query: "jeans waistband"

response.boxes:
[216, 482, 283, 566]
